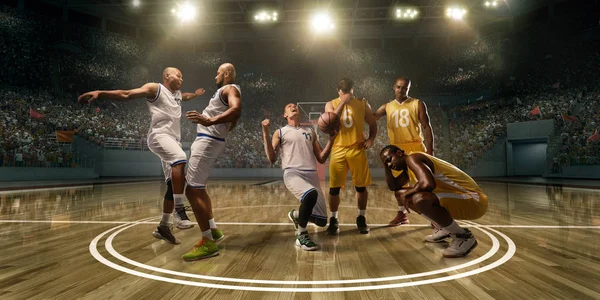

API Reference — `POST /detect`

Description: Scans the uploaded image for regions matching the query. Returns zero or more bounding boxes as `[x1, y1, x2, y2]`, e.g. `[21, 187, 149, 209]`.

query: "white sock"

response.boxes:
[297, 226, 307, 235]
[398, 206, 407, 213]
[442, 220, 466, 235]
[160, 213, 171, 225]
[358, 209, 366, 216]
[202, 229, 214, 241]
[208, 218, 216, 229]
[174, 194, 185, 209]
[293, 210, 299, 218]
[331, 211, 339, 218]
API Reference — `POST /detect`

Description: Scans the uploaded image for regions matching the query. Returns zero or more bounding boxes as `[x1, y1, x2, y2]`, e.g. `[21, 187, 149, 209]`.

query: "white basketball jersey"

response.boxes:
[196, 84, 241, 140]
[279, 125, 317, 171]
[146, 83, 182, 141]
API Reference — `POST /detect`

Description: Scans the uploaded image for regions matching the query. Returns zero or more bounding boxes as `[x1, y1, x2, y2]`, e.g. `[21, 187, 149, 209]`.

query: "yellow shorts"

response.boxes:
[329, 146, 372, 188]
[392, 142, 426, 177]
[438, 192, 488, 220]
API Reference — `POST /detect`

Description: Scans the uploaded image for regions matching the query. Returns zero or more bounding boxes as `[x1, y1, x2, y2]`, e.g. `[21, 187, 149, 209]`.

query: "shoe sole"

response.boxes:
[213, 234, 225, 242]
[326, 228, 339, 235]
[388, 221, 410, 227]
[358, 228, 370, 234]
[443, 240, 478, 258]
[152, 231, 181, 245]
[288, 212, 299, 230]
[424, 234, 451, 243]
[295, 241, 319, 251]
[176, 224, 194, 230]
[183, 251, 220, 261]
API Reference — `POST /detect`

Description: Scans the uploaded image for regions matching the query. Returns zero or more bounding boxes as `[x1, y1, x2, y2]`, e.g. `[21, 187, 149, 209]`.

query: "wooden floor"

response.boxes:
[0, 179, 599, 299]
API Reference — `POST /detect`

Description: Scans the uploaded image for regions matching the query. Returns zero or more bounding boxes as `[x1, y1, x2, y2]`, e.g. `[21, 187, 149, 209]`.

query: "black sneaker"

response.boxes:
[174, 207, 195, 229]
[356, 215, 370, 234]
[152, 224, 181, 244]
[326, 217, 339, 235]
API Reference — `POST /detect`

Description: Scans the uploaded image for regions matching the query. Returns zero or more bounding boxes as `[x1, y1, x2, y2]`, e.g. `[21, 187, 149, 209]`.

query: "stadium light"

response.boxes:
[172, 2, 196, 23]
[395, 8, 419, 20]
[311, 11, 335, 34]
[446, 6, 467, 20]
[484, 1, 499, 8]
[254, 11, 278, 23]
[132, 0, 140, 7]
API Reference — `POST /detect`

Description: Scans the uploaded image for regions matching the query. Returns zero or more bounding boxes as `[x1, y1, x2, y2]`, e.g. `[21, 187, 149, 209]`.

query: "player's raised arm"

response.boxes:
[261, 119, 280, 164]
[312, 128, 337, 164]
[182, 88, 206, 101]
[419, 101, 435, 156]
[77, 83, 158, 104]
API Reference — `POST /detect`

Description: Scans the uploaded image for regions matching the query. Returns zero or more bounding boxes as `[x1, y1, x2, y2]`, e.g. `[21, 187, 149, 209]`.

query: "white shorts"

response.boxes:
[147, 133, 186, 182]
[283, 169, 328, 221]
[186, 135, 226, 188]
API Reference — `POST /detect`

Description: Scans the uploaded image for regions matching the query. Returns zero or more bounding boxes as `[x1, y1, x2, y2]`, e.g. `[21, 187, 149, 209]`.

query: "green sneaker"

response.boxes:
[288, 209, 299, 230]
[211, 228, 224, 242]
[295, 232, 319, 251]
[182, 239, 219, 261]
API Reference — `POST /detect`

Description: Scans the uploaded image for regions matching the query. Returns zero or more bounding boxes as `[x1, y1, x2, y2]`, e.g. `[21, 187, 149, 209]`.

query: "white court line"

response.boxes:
[102, 221, 500, 285]
[2, 219, 600, 228]
[0, 185, 93, 194]
[89, 220, 516, 292]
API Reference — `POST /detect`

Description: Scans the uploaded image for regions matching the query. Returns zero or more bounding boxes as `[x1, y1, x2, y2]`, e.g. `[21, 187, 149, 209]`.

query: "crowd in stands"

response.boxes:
[1, 3, 598, 172]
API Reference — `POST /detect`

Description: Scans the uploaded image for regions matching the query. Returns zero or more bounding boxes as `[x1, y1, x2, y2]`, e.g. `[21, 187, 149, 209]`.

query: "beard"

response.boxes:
[216, 81, 223, 88]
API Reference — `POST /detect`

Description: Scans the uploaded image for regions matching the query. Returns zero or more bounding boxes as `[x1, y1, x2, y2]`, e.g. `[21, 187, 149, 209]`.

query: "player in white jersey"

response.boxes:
[78, 67, 205, 244]
[261, 103, 337, 251]
[182, 63, 242, 261]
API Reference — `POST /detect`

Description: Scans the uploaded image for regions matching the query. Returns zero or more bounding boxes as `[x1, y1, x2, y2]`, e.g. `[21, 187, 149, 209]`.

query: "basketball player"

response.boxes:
[78, 67, 203, 244]
[379, 145, 487, 258]
[325, 78, 377, 235]
[374, 76, 434, 226]
[261, 103, 337, 250]
[182, 63, 241, 261]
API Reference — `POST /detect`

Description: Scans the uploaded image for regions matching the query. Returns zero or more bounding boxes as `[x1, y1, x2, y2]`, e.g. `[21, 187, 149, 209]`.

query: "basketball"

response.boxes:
[318, 112, 340, 134]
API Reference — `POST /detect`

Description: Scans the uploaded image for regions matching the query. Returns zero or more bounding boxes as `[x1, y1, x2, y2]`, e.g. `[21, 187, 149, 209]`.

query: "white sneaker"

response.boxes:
[173, 208, 195, 229]
[443, 229, 478, 258]
[424, 228, 451, 243]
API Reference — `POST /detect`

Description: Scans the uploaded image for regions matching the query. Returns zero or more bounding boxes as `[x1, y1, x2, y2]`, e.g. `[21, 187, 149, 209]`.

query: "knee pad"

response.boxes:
[302, 190, 319, 207]
[355, 186, 367, 193]
[311, 217, 328, 227]
[164, 180, 174, 201]
[329, 187, 341, 196]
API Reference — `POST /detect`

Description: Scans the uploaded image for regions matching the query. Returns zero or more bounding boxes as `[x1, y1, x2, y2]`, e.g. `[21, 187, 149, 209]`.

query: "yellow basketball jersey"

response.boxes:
[406, 152, 484, 195]
[386, 98, 423, 146]
[330, 97, 366, 147]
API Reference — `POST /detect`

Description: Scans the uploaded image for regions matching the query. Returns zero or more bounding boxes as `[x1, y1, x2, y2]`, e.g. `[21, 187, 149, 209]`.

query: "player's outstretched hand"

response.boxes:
[194, 88, 206, 97]
[261, 119, 270, 130]
[186, 110, 214, 126]
[78, 91, 99, 104]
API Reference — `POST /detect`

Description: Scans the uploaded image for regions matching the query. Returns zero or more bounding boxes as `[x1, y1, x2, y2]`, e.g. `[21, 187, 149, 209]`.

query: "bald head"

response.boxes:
[162, 67, 183, 91]
[215, 63, 236, 88]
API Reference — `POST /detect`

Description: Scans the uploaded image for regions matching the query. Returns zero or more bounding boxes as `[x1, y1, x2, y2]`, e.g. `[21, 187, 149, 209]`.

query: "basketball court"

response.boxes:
[1, 178, 598, 299]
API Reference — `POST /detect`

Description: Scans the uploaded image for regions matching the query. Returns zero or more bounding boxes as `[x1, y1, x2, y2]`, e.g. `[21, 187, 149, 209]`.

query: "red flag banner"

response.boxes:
[30, 107, 44, 119]
[56, 130, 75, 143]
[561, 113, 578, 122]
[529, 106, 541, 116]
[96, 107, 101, 113]
[588, 130, 600, 143]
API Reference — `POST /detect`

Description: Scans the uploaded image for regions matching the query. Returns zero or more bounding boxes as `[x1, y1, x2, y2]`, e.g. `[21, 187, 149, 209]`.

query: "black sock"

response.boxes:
[298, 190, 318, 229]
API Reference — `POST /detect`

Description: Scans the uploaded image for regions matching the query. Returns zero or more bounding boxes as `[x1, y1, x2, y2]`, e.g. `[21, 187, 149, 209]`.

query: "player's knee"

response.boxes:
[412, 192, 436, 210]
[329, 187, 341, 196]
[302, 190, 318, 207]
[164, 180, 174, 201]
[355, 186, 367, 193]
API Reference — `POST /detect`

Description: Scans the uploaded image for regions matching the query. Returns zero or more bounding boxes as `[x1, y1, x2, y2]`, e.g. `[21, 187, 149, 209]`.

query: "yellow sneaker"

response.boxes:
[182, 239, 219, 261]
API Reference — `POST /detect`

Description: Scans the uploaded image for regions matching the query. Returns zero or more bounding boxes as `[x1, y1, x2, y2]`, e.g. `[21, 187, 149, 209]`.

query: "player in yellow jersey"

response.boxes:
[379, 145, 488, 258]
[324, 78, 378, 235]
[374, 76, 435, 226]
